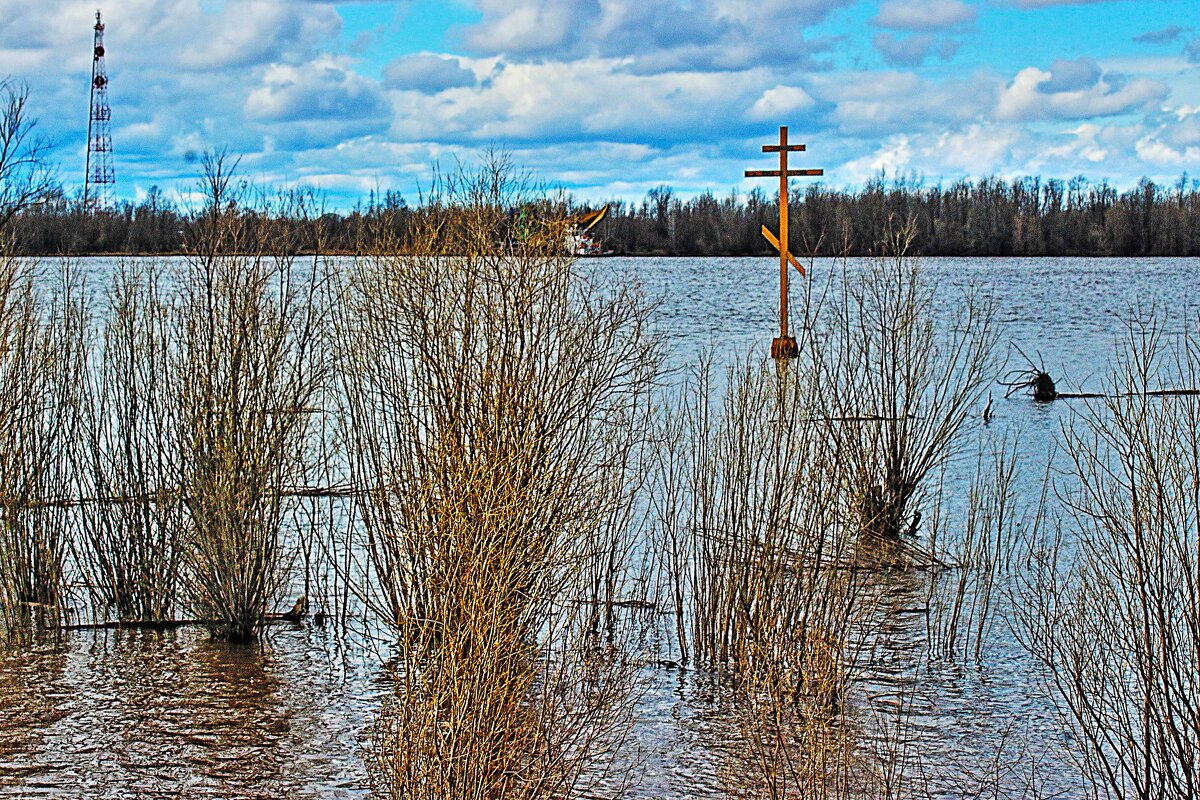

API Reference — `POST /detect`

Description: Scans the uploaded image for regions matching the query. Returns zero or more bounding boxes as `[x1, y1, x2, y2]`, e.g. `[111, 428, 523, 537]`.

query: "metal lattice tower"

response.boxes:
[84, 9, 114, 211]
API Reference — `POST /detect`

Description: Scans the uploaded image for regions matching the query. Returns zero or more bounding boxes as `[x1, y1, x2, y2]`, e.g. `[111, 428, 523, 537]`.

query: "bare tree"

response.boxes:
[0, 79, 56, 232]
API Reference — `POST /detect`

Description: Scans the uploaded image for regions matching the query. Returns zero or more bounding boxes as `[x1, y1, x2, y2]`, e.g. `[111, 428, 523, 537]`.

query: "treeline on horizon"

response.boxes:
[9, 172, 1200, 257]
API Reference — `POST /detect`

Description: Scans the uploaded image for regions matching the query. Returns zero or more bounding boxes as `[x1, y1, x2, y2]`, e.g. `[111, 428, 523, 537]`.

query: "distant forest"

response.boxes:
[8, 174, 1200, 257]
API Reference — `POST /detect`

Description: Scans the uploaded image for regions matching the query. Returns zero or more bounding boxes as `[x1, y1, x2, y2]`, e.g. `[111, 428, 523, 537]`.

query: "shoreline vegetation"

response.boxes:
[5, 172, 1200, 258]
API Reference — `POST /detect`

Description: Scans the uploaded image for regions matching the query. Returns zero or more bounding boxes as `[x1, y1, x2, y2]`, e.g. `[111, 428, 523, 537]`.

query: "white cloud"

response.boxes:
[461, 0, 583, 55]
[245, 56, 389, 124]
[872, 0, 976, 32]
[1135, 136, 1183, 165]
[388, 57, 773, 144]
[456, 0, 852, 70]
[1041, 123, 1109, 163]
[810, 70, 992, 136]
[997, 65, 1168, 121]
[931, 124, 1021, 170]
[841, 123, 1023, 183]
[840, 136, 914, 183]
[0, 0, 1196, 210]
[748, 86, 816, 120]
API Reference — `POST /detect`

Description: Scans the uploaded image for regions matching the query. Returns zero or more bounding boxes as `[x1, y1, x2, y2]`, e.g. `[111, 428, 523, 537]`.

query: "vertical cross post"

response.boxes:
[778, 126, 789, 340]
[745, 126, 823, 360]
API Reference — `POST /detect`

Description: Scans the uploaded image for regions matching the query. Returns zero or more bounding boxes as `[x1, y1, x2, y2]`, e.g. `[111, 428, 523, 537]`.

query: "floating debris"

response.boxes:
[1001, 345, 1058, 401]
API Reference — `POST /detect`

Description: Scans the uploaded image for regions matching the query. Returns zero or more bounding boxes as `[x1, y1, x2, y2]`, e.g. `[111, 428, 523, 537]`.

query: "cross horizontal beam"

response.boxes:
[744, 168, 824, 178]
[763, 144, 806, 153]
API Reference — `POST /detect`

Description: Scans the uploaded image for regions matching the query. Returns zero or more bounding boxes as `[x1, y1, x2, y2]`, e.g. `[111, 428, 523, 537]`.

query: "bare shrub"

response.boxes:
[658, 230, 1002, 798]
[661, 355, 862, 684]
[342, 160, 661, 798]
[76, 260, 186, 623]
[175, 156, 333, 641]
[656, 349, 877, 799]
[1015, 313, 1200, 800]
[820, 228, 1000, 551]
[0, 255, 82, 631]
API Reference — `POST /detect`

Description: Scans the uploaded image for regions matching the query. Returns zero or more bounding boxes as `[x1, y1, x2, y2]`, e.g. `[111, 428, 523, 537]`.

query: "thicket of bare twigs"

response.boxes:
[820, 229, 1001, 550]
[174, 171, 332, 641]
[339, 161, 661, 799]
[0, 255, 82, 631]
[651, 229, 1004, 798]
[76, 260, 184, 623]
[1015, 314, 1200, 800]
[70, 153, 334, 640]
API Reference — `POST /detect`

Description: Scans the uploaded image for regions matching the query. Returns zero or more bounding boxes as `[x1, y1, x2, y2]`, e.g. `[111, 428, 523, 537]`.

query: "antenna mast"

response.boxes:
[84, 9, 114, 211]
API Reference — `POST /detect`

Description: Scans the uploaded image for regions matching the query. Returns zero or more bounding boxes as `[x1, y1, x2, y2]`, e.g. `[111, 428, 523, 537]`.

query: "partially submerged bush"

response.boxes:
[1016, 315, 1200, 800]
[343, 160, 660, 798]
[820, 228, 1000, 550]
[0, 255, 82, 632]
[77, 260, 185, 623]
[176, 156, 332, 641]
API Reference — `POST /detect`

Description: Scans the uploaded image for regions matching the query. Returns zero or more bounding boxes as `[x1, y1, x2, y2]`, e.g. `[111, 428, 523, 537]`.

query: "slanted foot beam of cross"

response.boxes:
[744, 126, 823, 360]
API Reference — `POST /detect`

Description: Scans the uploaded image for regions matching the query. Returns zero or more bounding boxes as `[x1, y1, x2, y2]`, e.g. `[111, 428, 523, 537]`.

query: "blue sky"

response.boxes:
[3, 0, 1197, 210]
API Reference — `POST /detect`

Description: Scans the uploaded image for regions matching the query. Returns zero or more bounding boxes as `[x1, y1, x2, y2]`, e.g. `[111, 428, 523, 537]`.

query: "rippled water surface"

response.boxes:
[2, 255, 1197, 798]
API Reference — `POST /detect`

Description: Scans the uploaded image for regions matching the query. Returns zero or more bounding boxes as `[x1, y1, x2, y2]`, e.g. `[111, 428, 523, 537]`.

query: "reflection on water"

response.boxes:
[0, 636, 70, 790]
[0, 256, 1196, 798]
[0, 626, 379, 798]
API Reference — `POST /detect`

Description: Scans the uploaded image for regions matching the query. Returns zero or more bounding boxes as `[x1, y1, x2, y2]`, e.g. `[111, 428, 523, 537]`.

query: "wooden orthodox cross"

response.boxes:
[745, 126, 823, 360]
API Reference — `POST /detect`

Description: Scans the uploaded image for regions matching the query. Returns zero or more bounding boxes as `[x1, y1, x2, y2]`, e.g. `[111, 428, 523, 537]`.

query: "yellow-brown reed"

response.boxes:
[340, 158, 661, 799]
[656, 350, 871, 799]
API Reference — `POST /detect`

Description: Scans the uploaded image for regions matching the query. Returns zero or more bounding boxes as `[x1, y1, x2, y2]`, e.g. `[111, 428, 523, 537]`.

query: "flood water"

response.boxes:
[2, 255, 1198, 798]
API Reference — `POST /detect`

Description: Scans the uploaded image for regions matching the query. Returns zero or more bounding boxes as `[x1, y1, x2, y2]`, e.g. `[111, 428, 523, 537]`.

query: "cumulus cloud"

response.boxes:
[455, 0, 852, 70]
[1041, 123, 1108, 163]
[1, 0, 1196, 210]
[388, 57, 773, 145]
[998, 63, 1168, 121]
[0, 1, 342, 76]
[246, 56, 389, 124]
[840, 124, 1021, 183]
[1133, 25, 1189, 45]
[384, 54, 478, 93]
[748, 85, 817, 120]
[1134, 137, 1176, 165]
[872, 33, 958, 66]
[872, 0, 975, 32]
[810, 70, 991, 136]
